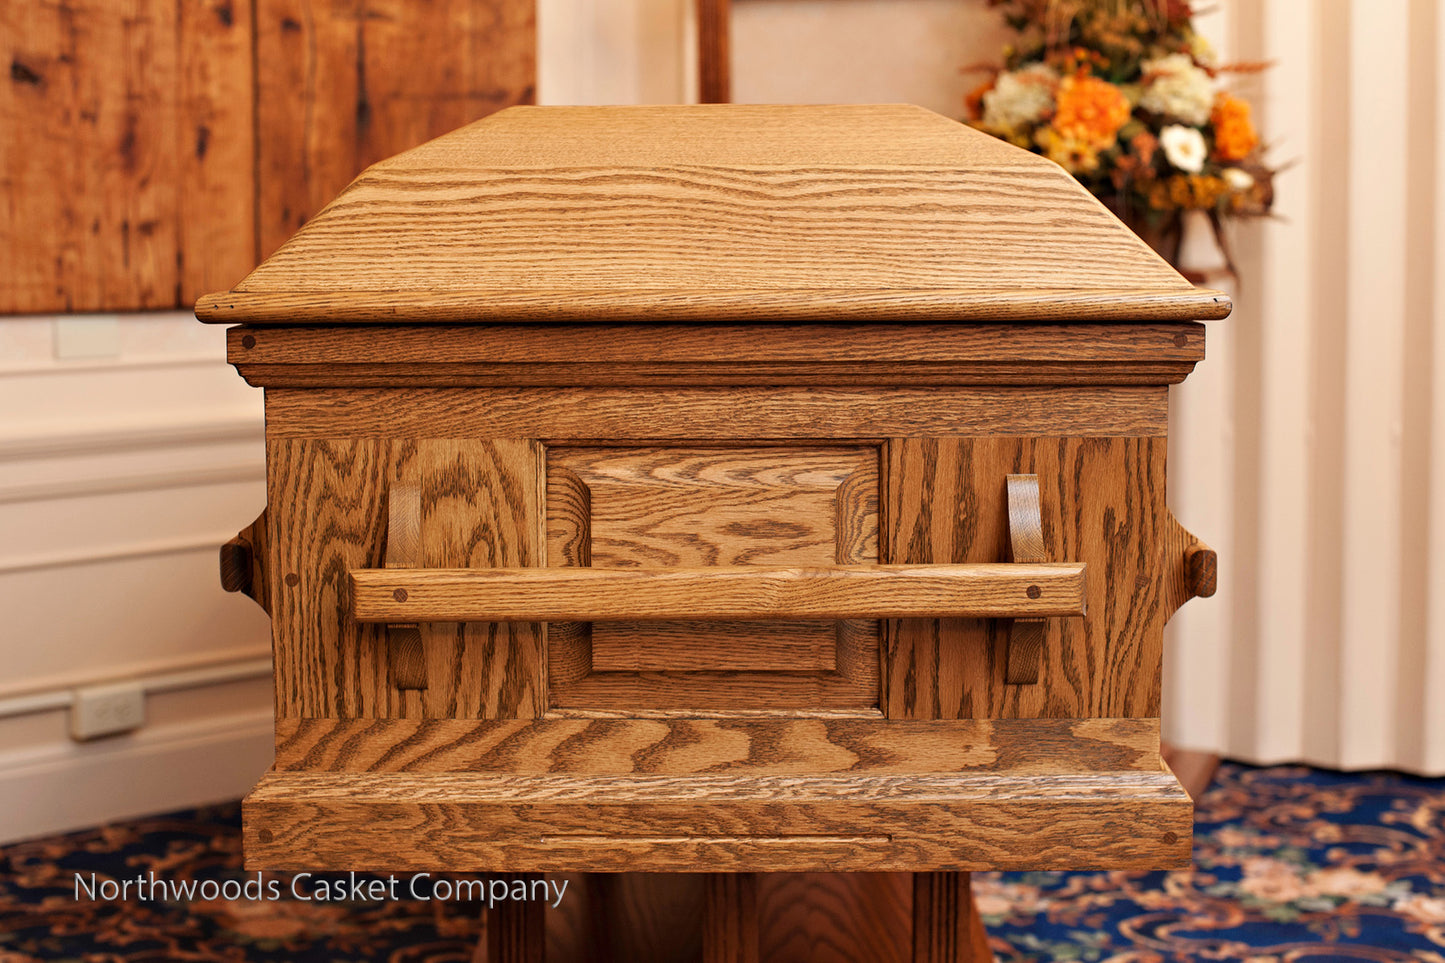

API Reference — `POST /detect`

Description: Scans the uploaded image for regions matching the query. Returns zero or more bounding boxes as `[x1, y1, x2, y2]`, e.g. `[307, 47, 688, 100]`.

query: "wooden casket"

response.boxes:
[202, 103, 1223, 956]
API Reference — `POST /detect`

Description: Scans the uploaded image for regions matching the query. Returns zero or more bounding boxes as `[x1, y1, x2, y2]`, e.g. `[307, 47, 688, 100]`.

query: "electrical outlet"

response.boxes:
[70, 682, 146, 740]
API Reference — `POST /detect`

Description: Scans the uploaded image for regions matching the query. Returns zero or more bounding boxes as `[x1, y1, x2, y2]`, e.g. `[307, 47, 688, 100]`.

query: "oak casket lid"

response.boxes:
[196, 103, 1231, 326]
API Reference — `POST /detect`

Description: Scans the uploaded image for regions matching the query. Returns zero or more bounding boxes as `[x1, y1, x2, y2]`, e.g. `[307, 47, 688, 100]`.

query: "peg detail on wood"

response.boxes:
[1163, 509, 1218, 620]
[220, 509, 270, 614]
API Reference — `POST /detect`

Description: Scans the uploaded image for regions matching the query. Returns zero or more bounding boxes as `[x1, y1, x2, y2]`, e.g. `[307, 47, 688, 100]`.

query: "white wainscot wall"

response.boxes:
[0, 314, 274, 842]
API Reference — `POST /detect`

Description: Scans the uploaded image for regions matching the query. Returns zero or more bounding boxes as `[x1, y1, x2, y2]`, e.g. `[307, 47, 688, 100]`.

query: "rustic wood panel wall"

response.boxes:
[1, 0, 534, 314]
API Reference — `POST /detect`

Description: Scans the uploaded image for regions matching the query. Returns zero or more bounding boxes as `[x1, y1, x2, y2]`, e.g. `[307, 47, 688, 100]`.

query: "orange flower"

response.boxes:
[965, 78, 995, 121]
[1051, 74, 1131, 151]
[1212, 93, 1260, 161]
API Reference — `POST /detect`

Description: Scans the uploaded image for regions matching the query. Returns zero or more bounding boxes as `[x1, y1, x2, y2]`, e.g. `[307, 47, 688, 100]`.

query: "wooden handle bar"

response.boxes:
[349, 563, 1086, 623]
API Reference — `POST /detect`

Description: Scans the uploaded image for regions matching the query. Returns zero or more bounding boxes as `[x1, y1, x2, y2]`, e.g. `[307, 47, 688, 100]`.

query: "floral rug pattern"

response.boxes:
[0, 811, 485, 962]
[0, 762, 1442, 961]
[977, 763, 1445, 962]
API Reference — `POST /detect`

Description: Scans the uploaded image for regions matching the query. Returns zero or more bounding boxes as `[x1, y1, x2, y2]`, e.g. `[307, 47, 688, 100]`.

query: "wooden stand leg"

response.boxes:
[481, 878, 546, 963]
[703, 872, 759, 963]
[912, 872, 993, 963]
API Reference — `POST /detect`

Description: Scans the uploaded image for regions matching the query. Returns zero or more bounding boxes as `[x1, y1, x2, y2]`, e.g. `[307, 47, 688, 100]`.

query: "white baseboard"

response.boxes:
[0, 709, 274, 844]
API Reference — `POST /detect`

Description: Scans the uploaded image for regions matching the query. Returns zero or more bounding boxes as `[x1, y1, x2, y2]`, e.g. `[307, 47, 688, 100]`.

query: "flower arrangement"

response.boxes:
[965, 0, 1276, 274]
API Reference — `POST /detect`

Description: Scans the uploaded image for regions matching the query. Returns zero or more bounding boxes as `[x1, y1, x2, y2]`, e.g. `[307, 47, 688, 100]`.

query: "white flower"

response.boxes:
[1160, 125, 1207, 173]
[1140, 53, 1215, 125]
[982, 64, 1059, 133]
[1223, 167, 1255, 191]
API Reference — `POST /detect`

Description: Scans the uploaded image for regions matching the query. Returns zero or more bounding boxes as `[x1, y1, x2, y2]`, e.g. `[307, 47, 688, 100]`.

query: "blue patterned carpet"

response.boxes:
[0, 762, 1442, 961]
[977, 763, 1445, 962]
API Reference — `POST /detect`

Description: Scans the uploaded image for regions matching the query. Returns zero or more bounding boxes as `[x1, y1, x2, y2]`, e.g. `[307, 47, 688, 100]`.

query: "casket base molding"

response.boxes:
[241, 763, 1191, 873]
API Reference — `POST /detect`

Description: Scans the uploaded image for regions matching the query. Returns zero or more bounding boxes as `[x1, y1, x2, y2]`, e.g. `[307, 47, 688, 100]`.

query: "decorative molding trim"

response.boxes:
[0, 412, 262, 462]
[0, 532, 243, 575]
[0, 647, 272, 703]
[0, 354, 231, 378]
[0, 463, 264, 505]
[0, 656, 273, 720]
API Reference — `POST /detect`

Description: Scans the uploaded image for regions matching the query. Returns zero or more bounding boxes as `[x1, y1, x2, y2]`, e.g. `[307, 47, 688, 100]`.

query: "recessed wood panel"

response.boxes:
[556, 446, 876, 567]
[590, 621, 836, 672]
[545, 447, 880, 711]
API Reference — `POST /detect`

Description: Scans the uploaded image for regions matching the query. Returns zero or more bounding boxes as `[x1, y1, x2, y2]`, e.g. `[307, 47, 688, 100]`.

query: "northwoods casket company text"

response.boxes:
[75, 872, 568, 907]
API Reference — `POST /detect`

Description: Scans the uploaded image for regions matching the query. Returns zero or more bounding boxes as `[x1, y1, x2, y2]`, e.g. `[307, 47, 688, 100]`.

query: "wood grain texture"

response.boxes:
[587, 622, 836, 672]
[199, 287, 1231, 326]
[884, 437, 1170, 720]
[545, 446, 879, 709]
[253, 0, 535, 261]
[697, 0, 731, 104]
[758, 873, 911, 963]
[487, 878, 545, 963]
[2, 0, 536, 312]
[1188, 544, 1218, 599]
[177, 0, 257, 303]
[266, 437, 389, 719]
[1162, 509, 1218, 620]
[195, 105, 1231, 326]
[546, 873, 921, 963]
[385, 482, 426, 690]
[549, 670, 875, 712]
[240, 767, 1194, 872]
[702, 873, 757, 963]
[351, 564, 1088, 622]
[266, 438, 544, 719]
[545, 874, 705, 963]
[1004, 475, 1046, 686]
[913, 873, 993, 963]
[272, 717, 1161, 774]
[3, 0, 182, 311]
[262, 386, 1170, 439]
[550, 447, 877, 568]
[544, 874, 929, 963]
[226, 322, 1207, 389]
[394, 439, 546, 718]
[220, 507, 270, 613]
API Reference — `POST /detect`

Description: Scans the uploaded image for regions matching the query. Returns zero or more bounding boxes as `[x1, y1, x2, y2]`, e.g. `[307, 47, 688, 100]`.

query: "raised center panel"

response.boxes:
[545, 446, 880, 712]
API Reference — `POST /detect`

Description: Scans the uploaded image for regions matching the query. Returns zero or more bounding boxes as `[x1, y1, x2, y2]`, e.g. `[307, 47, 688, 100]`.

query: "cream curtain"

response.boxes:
[1165, 0, 1445, 774]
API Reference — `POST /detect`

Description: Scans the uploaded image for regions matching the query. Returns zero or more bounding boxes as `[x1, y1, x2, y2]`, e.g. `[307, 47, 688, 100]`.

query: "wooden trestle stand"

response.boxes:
[207, 104, 1224, 961]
